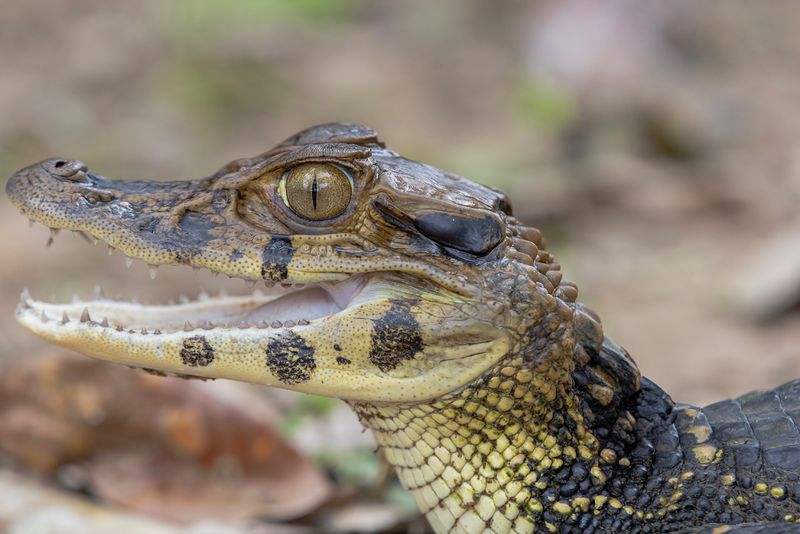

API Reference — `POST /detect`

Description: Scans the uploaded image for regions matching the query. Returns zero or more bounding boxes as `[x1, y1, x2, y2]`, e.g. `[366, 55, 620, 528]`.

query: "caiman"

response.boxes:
[7, 123, 800, 534]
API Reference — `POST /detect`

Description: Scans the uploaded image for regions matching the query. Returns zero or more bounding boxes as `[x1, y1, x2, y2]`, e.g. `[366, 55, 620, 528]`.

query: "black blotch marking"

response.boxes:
[336, 356, 351, 365]
[333, 344, 342, 352]
[369, 299, 424, 372]
[180, 335, 215, 367]
[261, 236, 294, 281]
[266, 331, 316, 384]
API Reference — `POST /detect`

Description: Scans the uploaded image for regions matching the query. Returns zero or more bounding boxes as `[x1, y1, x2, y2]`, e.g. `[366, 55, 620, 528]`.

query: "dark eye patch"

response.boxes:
[412, 212, 504, 256]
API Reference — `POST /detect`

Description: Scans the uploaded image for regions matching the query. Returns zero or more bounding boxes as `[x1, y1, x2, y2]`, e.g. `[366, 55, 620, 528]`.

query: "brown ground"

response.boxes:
[2, 1, 800, 531]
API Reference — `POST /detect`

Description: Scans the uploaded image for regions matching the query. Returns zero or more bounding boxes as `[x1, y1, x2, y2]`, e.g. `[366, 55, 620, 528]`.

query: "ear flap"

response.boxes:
[411, 211, 504, 256]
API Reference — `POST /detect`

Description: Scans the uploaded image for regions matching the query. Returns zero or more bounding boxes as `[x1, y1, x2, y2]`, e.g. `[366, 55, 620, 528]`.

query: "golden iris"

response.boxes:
[280, 163, 353, 220]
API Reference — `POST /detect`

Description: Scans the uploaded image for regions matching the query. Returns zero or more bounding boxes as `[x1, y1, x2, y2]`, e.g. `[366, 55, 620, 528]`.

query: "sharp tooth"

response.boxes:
[20, 287, 31, 302]
[100, 318, 109, 327]
[72, 293, 81, 304]
[61, 312, 70, 324]
[238, 320, 249, 329]
[179, 295, 190, 304]
[298, 319, 309, 326]
[284, 320, 296, 328]
[107, 245, 115, 255]
[271, 320, 282, 328]
[116, 325, 124, 332]
[46, 236, 54, 247]
[40, 311, 49, 322]
[258, 321, 269, 328]
[141, 327, 148, 334]
[148, 265, 158, 280]
[80, 308, 91, 323]
[154, 329, 162, 335]
[125, 257, 134, 269]
[51, 228, 60, 238]
[184, 321, 193, 331]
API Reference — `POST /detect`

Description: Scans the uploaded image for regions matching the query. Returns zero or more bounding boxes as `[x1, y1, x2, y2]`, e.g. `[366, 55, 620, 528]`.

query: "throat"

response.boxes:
[351, 347, 615, 533]
[351, 341, 684, 533]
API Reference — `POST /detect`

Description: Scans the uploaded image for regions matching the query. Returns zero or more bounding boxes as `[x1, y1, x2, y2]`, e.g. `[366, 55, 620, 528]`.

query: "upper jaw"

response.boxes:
[6, 158, 250, 274]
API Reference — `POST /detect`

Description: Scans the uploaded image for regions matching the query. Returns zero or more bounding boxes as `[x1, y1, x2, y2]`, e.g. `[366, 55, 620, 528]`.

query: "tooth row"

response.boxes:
[30, 306, 312, 333]
[23, 287, 270, 307]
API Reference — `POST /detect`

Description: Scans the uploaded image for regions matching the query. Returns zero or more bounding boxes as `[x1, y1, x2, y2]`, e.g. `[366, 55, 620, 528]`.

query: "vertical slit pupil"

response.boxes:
[311, 174, 318, 210]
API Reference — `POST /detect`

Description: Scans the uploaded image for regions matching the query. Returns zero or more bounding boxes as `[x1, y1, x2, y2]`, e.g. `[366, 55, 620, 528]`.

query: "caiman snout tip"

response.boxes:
[6, 157, 89, 207]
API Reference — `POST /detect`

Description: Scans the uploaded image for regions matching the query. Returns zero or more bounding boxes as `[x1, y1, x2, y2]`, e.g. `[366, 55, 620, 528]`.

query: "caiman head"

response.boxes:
[6, 123, 578, 404]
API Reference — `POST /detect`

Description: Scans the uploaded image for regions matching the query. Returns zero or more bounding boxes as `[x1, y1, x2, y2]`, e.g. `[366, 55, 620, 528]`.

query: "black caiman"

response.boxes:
[7, 123, 800, 534]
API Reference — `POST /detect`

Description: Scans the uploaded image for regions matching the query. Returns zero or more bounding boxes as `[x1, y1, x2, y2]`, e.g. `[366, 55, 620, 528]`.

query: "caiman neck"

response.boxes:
[353, 298, 713, 533]
[353, 305, 800, 534]
[352, 297, 658, 533]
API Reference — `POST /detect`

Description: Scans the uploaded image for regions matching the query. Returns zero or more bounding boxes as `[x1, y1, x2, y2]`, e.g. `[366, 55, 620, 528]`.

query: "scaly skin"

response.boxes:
[7, 123, 800, 533]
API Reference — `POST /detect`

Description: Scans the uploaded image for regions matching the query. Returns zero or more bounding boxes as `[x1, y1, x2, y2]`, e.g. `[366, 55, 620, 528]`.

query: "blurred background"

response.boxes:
[3, 0, 800, 532]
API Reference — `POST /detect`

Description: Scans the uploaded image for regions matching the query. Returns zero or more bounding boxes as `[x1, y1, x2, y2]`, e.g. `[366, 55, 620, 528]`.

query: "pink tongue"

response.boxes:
[322, 276, 367, 309]
[243, 287, 341, 324]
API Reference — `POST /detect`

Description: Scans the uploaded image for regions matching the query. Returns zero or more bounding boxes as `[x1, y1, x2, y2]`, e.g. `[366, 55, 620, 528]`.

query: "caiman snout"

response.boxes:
[6, 158, 94, 222]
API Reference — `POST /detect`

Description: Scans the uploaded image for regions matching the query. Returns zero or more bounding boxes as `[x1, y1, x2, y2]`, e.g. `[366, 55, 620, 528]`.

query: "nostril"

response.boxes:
[48, 158, 89, 180]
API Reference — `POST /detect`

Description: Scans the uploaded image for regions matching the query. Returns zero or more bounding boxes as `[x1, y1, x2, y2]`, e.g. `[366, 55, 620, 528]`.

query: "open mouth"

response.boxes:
[17, 272, 371, 335]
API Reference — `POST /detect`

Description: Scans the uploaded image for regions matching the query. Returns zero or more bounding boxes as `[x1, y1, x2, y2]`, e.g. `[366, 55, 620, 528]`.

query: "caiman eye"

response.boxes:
[279, 163, 353, 220]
